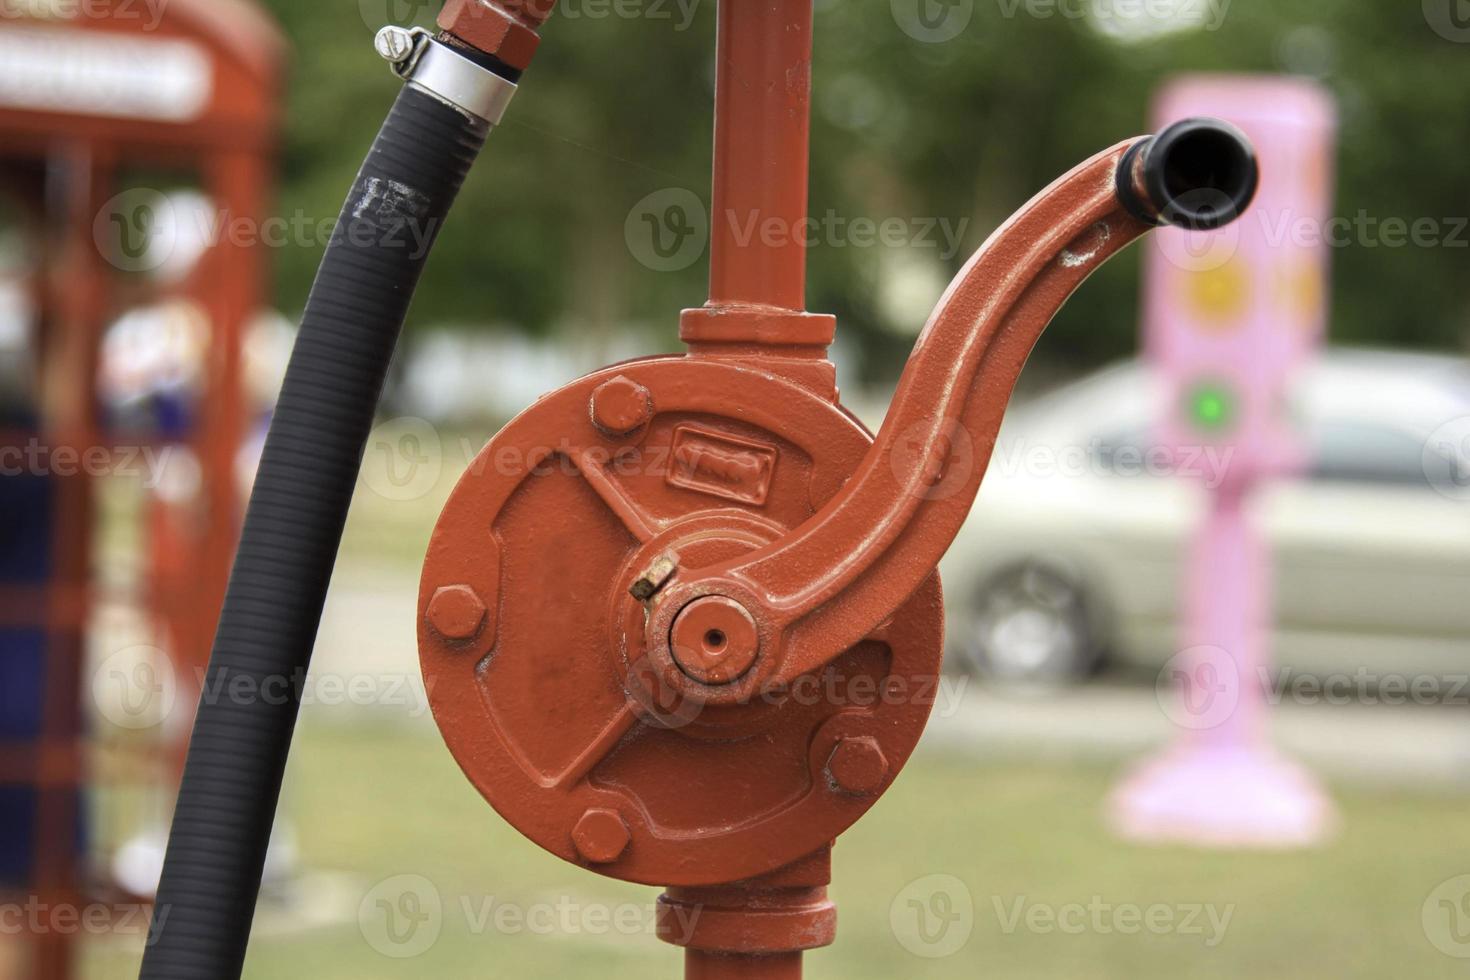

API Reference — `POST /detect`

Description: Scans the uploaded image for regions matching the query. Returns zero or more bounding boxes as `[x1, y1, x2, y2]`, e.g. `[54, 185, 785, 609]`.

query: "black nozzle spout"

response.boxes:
[1117, 117, 1259, 231]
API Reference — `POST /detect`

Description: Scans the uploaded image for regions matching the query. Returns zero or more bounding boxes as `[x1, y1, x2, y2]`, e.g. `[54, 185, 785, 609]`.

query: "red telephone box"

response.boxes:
[0, 2, 282, 976]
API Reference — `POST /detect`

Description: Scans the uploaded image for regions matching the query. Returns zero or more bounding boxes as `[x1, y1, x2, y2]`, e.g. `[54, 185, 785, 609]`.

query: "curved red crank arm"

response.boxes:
[655, 121, 1258, 694]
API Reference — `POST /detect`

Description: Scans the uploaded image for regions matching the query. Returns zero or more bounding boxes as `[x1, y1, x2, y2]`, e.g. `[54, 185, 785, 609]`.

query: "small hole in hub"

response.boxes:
[704, 629, 727, 654]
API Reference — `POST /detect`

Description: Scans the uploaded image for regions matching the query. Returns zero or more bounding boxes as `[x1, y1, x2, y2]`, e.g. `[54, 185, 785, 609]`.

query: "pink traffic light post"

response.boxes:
[1110, 76, 1338, 847]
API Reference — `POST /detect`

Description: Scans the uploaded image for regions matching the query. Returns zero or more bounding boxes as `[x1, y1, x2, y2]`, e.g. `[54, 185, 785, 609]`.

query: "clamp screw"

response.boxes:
[826, 736, 889, 796]
[572, 809, 631, 864]
[426, 584, 489, 642]
[374, 25, 417, 65]
[590, 376, 654, 437]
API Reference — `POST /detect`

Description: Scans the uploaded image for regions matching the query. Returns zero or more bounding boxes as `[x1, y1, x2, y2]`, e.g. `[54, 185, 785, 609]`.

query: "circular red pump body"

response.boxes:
[418, 357, 945, 888]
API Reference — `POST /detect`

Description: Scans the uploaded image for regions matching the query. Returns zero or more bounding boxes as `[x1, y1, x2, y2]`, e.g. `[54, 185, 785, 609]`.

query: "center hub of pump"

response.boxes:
[669, 596, 760, 685]
[418, 357, 945, 888]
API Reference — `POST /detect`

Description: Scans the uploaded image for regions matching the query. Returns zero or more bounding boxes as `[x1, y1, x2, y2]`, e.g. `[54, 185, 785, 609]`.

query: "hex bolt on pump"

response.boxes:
[143, 3, 1257, 979]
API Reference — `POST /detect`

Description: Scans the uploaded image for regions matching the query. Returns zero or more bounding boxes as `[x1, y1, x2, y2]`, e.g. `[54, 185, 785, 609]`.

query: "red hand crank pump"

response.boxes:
[140, 1, 1256, 977]
[419, 3, 1258, 978]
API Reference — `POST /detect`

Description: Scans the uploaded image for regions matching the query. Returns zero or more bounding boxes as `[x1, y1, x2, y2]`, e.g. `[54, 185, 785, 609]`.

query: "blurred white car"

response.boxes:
[940, 348, 1470, 685]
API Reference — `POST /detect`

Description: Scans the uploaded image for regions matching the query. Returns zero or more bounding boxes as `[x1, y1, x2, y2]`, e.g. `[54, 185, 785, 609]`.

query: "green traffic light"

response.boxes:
[1185, 381, 1236, 433]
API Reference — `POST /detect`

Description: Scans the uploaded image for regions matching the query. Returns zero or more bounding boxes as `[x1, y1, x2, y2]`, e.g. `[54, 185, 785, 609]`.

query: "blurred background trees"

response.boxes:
[260, 0, 1470, 385]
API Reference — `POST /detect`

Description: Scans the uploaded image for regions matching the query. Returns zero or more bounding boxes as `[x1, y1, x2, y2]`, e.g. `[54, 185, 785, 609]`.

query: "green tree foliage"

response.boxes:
[259, 0, 1470, 380]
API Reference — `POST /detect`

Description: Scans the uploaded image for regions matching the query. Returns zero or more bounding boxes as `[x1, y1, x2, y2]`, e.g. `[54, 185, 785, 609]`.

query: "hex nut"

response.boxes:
[426, 585, 489, 642]
[826, 736, 889, 796]
[590, 376, 654, 436]
[572, 809, 631, 864]
[438, 0, 548, 72]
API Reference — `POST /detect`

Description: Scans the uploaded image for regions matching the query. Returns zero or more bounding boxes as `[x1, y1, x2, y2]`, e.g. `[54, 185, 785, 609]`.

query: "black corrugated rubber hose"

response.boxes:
[139, 83, 490, 979]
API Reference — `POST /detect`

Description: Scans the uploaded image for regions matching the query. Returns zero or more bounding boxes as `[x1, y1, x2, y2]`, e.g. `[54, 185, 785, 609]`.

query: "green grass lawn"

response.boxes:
[87, 723, 1468, 979]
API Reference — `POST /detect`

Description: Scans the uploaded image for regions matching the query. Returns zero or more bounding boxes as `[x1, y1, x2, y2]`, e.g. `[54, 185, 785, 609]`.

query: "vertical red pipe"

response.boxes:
[680, 9, 827, 969]
[708, 0, 814, 312]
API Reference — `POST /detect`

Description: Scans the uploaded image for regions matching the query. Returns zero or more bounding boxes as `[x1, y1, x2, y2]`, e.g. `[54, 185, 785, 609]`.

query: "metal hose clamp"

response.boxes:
[375, 26, 518, 125]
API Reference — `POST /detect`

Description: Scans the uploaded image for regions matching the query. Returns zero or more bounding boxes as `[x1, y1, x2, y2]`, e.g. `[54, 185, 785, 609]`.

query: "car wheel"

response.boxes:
[964, 563, 1100, 686]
